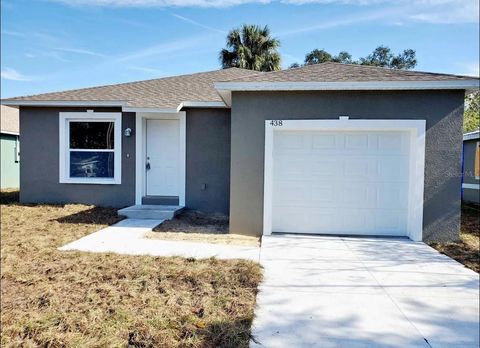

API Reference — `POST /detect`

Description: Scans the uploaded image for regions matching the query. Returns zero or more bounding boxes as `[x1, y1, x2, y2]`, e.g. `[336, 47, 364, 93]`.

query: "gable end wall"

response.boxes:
[229, 90, 465, 242]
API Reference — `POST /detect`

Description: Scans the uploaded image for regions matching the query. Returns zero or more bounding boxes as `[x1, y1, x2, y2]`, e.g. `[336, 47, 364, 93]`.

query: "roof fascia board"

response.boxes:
[215, 80, 480, 92]
[1, 100, 127, 107]
[122, 107, 178, 113]
[1, 130, 20, 136]
[2, 100, 229, 111]
[123, 102, 228, 113]
[463, 131, 480, 141]
[179, 101, 228, 109]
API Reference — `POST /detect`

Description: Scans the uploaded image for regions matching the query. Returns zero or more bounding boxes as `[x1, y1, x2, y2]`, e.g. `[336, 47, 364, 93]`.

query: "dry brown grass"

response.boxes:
[430, 204, 480, 273]
[0, 191, 262, 347]
[149, 210, 260, 247]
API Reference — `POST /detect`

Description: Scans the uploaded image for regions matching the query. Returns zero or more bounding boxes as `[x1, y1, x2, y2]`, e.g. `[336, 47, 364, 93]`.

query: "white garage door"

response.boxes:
[272, 130, 411, 236]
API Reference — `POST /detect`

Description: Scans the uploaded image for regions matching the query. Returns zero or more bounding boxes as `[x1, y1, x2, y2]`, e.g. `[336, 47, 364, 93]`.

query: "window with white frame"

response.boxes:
[59, 112, 122, 184]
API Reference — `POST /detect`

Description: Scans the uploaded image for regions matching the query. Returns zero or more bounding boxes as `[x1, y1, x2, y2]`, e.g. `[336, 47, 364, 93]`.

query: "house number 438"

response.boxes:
[270, 120, 283, 126]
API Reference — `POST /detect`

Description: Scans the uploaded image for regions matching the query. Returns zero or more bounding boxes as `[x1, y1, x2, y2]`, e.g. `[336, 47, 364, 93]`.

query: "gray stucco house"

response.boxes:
[3, 63, 479, 242]
[462, 130, 480, 204]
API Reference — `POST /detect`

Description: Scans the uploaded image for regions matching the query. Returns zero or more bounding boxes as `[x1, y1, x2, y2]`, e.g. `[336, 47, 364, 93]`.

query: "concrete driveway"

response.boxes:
[251, 235, 479, 348]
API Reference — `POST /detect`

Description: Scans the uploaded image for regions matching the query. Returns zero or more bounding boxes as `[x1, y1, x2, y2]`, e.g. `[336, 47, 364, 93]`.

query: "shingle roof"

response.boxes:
[3, 63, 478, 110]
[3, 68, 262, 109]
[222, 62, 477, 83]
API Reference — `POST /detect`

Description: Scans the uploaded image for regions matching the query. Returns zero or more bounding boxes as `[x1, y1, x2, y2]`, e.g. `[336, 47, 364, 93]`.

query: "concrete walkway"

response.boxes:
[251, 235, 480, 348]
[59, 219, 260, 261]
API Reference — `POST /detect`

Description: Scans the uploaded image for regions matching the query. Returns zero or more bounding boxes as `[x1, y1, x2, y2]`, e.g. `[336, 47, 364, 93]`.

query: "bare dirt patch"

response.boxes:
[0, 191, 262, 347]
[430, 203, 480, 273]
[148, 210, 260, 247]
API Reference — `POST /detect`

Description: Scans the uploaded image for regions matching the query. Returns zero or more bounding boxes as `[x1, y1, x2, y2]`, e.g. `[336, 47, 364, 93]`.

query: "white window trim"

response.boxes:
[59, 111, 122, 185]
[135, 111, 186, 206]
[263, 118, 426, 242]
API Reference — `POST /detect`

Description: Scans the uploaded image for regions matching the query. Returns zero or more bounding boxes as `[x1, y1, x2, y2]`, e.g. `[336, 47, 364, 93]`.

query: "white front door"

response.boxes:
[272, 130, 411, 236]
[146, 119, 180, 196]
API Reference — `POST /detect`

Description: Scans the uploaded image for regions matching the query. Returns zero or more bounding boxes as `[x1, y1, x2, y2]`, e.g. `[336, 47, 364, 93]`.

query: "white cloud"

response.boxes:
[128, 65, 164, 74]
[55, 47, 107, 57]
[49, 0, 267, 7]
[117, 33, 214, 61]
[278, 6, 401, 35]
[1, 68, 32, 81]
[48, 0, 479, 24]
[283, 0, 479, 24]
[25, 53, 36, 58]
[171, 14, 226, 34]
[1, 30, 26, 37]
[40, 51, 71, 62]
[406, 0, 479, 24]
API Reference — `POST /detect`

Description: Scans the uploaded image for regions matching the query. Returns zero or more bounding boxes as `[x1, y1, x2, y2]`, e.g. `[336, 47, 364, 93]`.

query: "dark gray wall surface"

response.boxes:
[463, 189, 479, 204]
[230, 90, 465, 242]
[185, 108, 231, 215]
[20, 107, 135, 207]
[462, 139, 480, 204]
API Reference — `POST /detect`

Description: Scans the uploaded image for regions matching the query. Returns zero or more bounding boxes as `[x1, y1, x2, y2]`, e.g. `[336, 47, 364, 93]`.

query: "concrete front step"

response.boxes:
[118, 205, 184, 220]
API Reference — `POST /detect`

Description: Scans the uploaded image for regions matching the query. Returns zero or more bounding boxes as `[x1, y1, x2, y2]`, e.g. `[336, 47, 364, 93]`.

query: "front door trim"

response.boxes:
[135, 111, 186, 206]
[263, 118, 426, 241]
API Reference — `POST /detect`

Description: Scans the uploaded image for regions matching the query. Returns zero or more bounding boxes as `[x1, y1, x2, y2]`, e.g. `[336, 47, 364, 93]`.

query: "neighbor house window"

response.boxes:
[59, 112, 122, 184]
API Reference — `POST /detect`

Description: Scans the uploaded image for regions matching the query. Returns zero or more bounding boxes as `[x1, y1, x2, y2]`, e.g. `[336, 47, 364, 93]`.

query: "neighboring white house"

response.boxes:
[1, 105, 20, 189]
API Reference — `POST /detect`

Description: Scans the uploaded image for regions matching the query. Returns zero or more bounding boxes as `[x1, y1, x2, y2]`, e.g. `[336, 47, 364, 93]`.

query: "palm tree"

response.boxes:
[220, 24, 281, 72]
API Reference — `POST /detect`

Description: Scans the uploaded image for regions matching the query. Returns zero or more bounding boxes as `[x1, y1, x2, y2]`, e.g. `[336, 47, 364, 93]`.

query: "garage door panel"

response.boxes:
[272, 130, 410, 236]
[273, 183, 336, 207]
[306, 209, 336, 231]
[344, 159, 375, 180]
[377, 185, 409, 209]
[273, 182, 307, 204]
[345, 133, 369, 150]
[377, 158, 409, 182]
[272, 206, 310, 232]
[311, 159, 341, 176]
[273, 206, 337, 233]
[341, 209, 372, 232]
[274, 133, 304, 150]
[377, 132, 409, 154]
[312, 134, 337, 149]
[375, 212, 407, 234]
[273, 158, 306, 178]
[342, 185, 377, 209]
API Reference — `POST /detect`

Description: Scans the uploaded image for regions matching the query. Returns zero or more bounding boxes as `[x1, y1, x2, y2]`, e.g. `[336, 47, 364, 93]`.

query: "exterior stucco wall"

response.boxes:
[462, 139, 480, 204]
[185, 108, 231, 214]
[1, 133, 20, 189]
[230, 90, 465, 242]
[20, 107, 135, 207]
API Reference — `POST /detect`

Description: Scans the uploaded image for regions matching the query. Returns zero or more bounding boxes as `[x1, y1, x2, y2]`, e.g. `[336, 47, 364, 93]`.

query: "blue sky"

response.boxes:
[1, 0, 479, 98]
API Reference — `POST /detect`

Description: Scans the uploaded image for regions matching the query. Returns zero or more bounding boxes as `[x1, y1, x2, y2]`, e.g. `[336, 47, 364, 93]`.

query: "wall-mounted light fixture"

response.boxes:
[124, 128, 132, 137]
